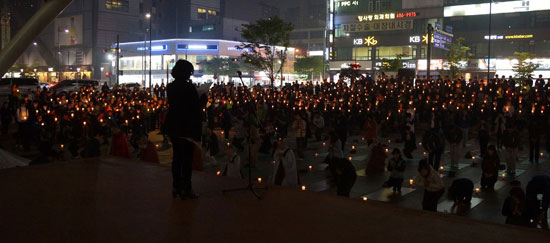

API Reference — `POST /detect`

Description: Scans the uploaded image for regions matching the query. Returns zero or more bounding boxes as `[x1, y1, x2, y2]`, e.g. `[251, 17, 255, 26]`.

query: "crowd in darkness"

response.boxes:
[0, 83, 169, 164]
[0, 73, 548, 229]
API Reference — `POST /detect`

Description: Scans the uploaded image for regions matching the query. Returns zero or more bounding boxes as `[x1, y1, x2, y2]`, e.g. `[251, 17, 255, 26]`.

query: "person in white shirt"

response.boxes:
[312, 112, 325, 141]
[271, 137, 298, 188]
[220, 144, 242, 179]
[415, 159, 445, 212]
[292, 114, 307, 158]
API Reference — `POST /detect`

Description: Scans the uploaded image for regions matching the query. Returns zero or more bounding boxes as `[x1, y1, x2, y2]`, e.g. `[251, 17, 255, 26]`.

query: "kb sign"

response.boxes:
[409, 35, 421, 43]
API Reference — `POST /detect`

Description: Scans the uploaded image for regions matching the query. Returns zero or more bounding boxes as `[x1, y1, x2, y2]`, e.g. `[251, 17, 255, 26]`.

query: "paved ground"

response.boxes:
[1, 157, 549, 242]
[145, 124, 550, 227]
[2, 123, 549, 228]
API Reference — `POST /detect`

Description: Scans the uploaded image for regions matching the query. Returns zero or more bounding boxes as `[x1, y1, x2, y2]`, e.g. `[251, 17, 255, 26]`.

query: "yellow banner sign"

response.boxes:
[342, 20, 413, 33]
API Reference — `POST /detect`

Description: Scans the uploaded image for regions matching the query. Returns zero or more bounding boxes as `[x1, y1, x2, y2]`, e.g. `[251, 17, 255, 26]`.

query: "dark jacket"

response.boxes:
[502, 130, 519, 148]
[165, 80, 205, 141]
[526, 175, 550, 215]
[481, 153, 500, 177]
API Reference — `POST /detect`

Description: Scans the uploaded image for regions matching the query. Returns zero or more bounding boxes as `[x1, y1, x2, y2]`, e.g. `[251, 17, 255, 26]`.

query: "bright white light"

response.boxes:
[188, 45, 207, 50]
[64, 29, 69, 33]
[33, 42, 37, 46]
[145, 13, 151, 18]
[309, 51, 324, 56]
[444, 0, 550, 17]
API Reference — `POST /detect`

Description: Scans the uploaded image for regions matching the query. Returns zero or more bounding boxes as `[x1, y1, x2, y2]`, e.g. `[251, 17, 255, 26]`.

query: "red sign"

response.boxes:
[396, 12, 417, 18]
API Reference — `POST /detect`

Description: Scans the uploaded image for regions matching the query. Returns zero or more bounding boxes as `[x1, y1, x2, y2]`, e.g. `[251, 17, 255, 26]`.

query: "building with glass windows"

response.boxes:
[118, 38, 297, 86]
[4, 0, 151, 84]
[328, 0, 550, 78]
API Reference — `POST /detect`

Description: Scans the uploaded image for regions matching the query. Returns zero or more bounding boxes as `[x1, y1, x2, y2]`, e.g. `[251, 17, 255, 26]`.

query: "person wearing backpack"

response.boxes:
[271, 137, 298, 188]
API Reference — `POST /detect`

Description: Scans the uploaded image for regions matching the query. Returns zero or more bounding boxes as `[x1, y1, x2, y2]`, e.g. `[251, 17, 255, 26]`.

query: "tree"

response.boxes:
[511, 52, 539, 82]
[294, 56, 327, 80]
[238, 16, 294, 88]
[380, 54, 404, 73]
[203, 57, 240, 82]
[445, 37, 472, 79]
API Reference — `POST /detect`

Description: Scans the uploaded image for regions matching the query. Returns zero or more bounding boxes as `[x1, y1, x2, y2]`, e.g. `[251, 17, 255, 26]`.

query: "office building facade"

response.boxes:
[329, 0, 550, 78]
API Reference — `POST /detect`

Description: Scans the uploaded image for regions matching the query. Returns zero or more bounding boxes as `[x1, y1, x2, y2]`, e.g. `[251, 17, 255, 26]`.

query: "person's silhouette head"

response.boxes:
[171, 60, 194, 81]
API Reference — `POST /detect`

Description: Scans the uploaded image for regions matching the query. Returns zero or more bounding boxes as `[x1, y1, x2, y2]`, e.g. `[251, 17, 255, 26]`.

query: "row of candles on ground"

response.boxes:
[213, 172, 309, 191]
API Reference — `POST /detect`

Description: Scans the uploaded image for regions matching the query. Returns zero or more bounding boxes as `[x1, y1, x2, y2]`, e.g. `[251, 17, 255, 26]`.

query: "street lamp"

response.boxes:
[146, 11, 152, 90]
[487, 0, 493, 82]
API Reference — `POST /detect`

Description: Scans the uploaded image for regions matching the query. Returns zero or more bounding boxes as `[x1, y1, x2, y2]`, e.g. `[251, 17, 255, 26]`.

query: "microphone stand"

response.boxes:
[222, 71, 267, 199]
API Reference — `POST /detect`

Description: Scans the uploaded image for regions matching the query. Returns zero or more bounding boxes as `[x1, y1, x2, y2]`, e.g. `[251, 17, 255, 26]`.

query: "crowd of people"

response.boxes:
[0, 69, 548, 228]
[0, 82, 169, 164]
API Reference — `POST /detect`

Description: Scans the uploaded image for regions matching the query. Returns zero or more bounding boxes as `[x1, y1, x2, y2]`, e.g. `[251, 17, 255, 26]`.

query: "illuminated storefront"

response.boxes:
[118, 39, 297, 85]
[328, 0, 550, 78]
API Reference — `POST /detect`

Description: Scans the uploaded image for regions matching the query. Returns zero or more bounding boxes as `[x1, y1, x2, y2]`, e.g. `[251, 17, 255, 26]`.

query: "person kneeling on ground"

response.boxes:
[220, 143, 242, 179]
[271, 137, 298, 188]
[448, 178, 474, 216]
[384, 148, 406, 193]
[334, 156, 357, 197]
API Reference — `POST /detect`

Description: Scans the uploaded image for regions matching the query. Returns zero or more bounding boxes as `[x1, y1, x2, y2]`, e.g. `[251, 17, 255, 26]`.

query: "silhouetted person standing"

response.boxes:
[166, 60, 204, 200]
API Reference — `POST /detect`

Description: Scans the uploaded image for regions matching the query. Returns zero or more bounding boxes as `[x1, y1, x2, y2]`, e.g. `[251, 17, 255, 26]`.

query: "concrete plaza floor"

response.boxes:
[145, 125, 550, 227]
[0, 157, 549, 242]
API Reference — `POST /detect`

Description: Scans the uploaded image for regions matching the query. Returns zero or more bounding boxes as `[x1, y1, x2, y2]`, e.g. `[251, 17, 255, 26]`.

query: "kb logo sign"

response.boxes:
[409, 35, 421, 43]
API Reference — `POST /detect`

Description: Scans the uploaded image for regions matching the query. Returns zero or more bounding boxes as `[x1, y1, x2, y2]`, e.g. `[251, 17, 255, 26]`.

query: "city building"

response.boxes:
[156, 0, 328, 57]
[118, 38, 297, 85]
[329, 0, 550, 79]
[3, 0, 152, 84]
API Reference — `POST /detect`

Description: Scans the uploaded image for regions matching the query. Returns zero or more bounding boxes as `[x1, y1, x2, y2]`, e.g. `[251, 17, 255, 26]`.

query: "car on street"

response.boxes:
[0, 77, 39, 97]
[51, 79, 100, 94]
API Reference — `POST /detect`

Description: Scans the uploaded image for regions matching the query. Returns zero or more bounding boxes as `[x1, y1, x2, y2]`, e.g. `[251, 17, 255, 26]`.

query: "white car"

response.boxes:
[51, 80, 100, 94]
[0, 78, 39, 98]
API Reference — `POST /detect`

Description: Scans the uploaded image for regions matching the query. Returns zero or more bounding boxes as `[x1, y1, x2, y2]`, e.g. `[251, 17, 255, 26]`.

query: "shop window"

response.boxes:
[198, 8, 207, 19]
[202, 25, 215, 31]
[106, 0, 129, 12]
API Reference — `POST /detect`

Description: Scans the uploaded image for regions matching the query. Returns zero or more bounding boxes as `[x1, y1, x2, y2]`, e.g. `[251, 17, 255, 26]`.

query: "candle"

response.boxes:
[322, 142, 326, 147]
[216, 171, 221, 176]
[257, 178, 262, 183]
[301, 185, 306, 191]
[314, 153, 318, 157]
[502, 173, 506, 179]
[385, 148, 389, 153]
[475, 188, 480, 193]
[308, 165, 313, 170]
[155, 144, 159, 148]
[472, 156, 475, 160]
[348, 156, 352, 161]
[362, 196, 368, 201]
[60, 144, 64, 149]
[409, 179, 414, 185]
[423, 152, 427, 156]
[440, 166, 444, 171]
